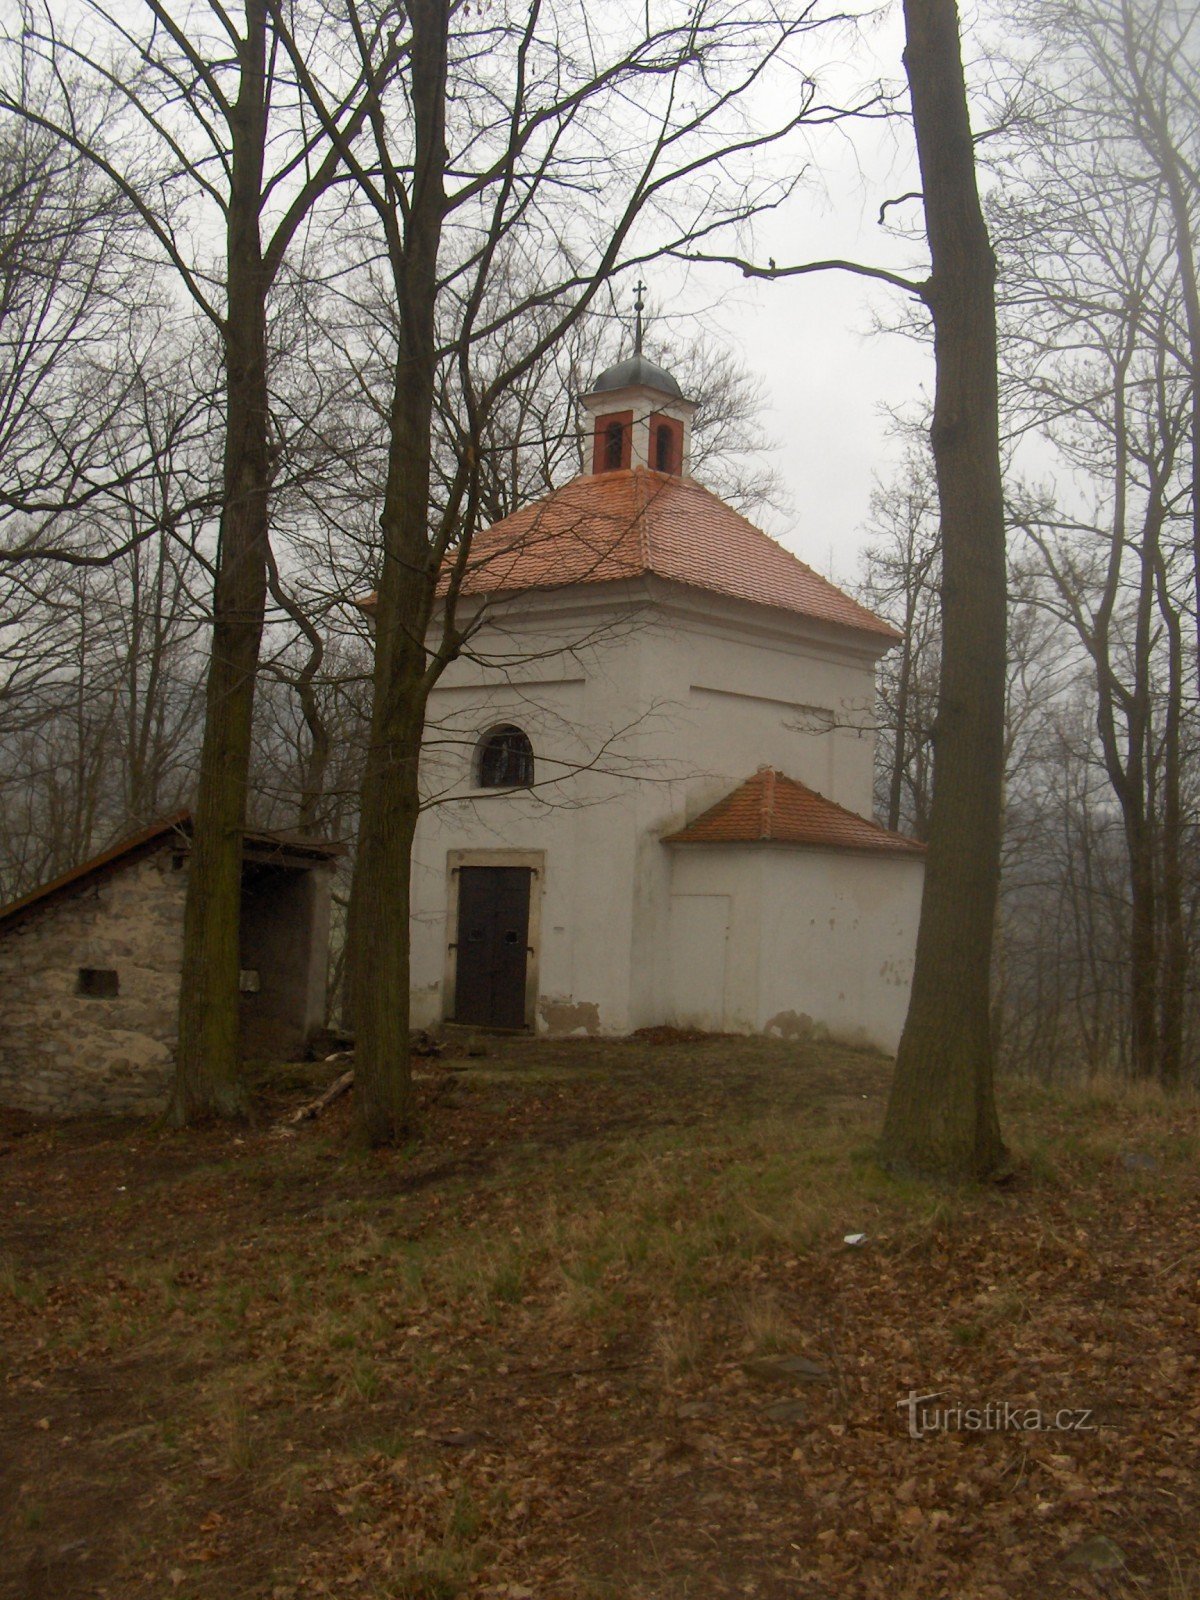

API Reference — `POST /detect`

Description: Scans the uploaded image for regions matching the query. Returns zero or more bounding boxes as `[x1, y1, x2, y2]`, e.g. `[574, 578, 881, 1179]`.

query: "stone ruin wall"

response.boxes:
[0, 850, 186, 1116]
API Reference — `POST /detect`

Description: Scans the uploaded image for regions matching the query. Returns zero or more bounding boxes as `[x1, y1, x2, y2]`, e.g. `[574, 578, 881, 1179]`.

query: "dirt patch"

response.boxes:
[763, 1008, 816, 1041]
[537, 997, 601, 1035]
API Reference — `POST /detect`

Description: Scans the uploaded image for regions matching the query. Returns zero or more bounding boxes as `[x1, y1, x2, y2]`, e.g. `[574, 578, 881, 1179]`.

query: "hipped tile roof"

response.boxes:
[444, 469, 898, 639]
[662, 767, 926, 856]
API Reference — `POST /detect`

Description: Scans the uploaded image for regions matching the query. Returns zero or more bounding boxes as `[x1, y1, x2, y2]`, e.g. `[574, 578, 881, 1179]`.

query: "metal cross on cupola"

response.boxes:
[581, 284, 695, 478]
[633, 279, 647, 354]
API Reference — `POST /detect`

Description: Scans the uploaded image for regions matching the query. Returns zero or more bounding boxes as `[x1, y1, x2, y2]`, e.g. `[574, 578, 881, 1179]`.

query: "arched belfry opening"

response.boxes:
[581, 287, 695, 477]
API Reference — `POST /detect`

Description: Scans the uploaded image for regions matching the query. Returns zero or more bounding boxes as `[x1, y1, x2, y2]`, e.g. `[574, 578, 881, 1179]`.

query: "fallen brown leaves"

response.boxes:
[0, 1039, 1197, 1599]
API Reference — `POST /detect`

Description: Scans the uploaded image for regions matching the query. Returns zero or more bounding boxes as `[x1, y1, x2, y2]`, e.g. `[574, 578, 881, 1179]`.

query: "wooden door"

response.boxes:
[453, 866, 532, 1028]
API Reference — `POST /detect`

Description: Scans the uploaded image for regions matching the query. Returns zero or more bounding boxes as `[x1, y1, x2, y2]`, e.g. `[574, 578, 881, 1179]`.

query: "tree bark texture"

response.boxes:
[880, 0, 1007, 1179]
[346, 0, 449, 1145]
[169, 0, 270, 1123]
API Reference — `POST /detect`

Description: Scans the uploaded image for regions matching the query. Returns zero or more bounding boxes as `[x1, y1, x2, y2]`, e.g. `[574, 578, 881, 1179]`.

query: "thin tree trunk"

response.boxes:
[887, 623, 914, 833]
[1153, 505, 1186, 1087]
[266, 553, 331, 836]
[1122, 495, 1159, 1080]
[169, 1, 270, 1123]
[880, 0, 1007, 1180]
[1125, 816, 1158, 1078]
[345, 0, 448, 1144]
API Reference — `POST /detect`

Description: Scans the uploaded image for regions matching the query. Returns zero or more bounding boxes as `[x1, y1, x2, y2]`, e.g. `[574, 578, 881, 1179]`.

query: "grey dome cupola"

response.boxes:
[580, 284, 696, 476]
[590, 352, 684, 400]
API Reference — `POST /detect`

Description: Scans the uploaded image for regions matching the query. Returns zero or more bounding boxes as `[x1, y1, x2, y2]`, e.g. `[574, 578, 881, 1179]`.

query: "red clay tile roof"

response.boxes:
[662, 768, 926, 855]
[446, 469, 897, 639]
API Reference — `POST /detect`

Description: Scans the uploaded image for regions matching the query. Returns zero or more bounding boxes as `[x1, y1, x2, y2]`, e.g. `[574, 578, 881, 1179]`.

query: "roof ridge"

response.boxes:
[776, 770, 901, 834]
[0, 810, 193, 930]
[759, 766, 775, 840]
[632, 466, 655, 570]
[662, 767, 925, 855]
[0, 811, 345, 932]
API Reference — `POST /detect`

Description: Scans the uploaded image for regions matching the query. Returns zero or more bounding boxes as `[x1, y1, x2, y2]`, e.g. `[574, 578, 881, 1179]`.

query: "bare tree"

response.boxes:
[988, 0, 1199, 1086]
[4, 0, 391, 1120]
[272, 0, 863, 1142]
[1015, 0, 1200, 680]
[877, 0, 1008, 1179]
[0, 70, 147, 567]
[660, 0, 1009, 1174]
[0, 323, 216, 895]
[858, 450, 941, 837]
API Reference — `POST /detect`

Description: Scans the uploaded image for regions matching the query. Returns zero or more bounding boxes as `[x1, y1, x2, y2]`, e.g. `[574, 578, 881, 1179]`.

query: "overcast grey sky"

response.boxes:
[650, 3, 937, 585]
[718, 253, 931, 584]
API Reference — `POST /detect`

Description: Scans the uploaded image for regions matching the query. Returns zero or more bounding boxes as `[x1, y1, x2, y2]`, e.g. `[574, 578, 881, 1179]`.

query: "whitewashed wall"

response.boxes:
[409, 579, 910, 1040]
[665, 844, 924, 1051]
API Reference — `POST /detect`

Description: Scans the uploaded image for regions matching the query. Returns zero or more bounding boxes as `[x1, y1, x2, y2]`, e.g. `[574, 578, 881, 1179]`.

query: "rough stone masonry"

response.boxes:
[0, 850, 186, 1116]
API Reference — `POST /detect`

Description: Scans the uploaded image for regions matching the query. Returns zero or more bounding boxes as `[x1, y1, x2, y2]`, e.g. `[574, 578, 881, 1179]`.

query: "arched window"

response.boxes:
[591, 410, 632, 474]
[653, 417, 681, 474]
[475, 725, 534, 789]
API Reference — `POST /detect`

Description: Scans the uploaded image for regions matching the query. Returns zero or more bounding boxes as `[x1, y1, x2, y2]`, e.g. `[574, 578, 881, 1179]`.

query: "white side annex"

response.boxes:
[401, 352, 925, 1051]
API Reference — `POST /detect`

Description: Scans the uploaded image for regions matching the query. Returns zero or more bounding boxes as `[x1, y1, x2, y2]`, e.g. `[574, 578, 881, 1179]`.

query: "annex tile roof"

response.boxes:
[445, 469, 898, 639]
[662, 767, 926, 856]
[0, 813, 344, 933]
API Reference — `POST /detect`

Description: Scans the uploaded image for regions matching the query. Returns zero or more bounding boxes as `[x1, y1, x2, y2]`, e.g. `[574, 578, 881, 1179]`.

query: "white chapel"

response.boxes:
[406, 348, 925, 1049]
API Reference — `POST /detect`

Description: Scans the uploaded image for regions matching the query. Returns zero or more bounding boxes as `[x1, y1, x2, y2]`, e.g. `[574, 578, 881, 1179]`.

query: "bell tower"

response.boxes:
[581, 284, 696, 476]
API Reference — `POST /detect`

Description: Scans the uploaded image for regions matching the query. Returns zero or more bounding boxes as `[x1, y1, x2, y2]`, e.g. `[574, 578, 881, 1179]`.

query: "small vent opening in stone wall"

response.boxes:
[77, 967, 119, 998]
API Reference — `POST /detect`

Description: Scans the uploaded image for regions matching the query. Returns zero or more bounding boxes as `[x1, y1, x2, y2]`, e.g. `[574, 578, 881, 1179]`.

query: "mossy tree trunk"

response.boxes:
[169, 0, 270, 1124]
[345, 0, 448, 1144]
[162, 0, 379, 1124]
[880, 0, 1007, 1180]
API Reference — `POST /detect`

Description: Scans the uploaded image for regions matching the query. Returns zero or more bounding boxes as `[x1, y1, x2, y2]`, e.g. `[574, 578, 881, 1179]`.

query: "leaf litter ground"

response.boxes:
[1, 1035, 1198, 1599]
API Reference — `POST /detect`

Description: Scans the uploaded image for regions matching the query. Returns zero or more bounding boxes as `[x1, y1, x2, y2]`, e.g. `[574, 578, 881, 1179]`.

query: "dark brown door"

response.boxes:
[453, 867, 532, 1028]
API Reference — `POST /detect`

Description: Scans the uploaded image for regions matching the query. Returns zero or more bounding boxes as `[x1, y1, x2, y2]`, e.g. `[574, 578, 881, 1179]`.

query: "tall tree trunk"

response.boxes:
[346, 0, 448, 1144]
[880, 0, 1007, 1180]
[1121, 491, 1159, 1080]
[169, 1, 270, 1123]
[1153, 754, 1183, 1088]
[887, 621, 915, 834]
[1153, 504, 1185, 1087]
[1125, 815, 1158, 1078]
